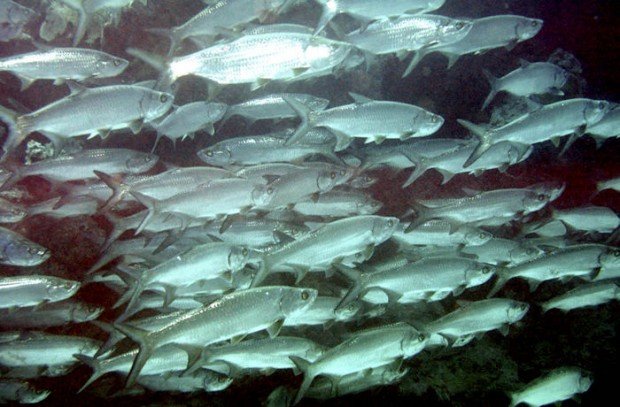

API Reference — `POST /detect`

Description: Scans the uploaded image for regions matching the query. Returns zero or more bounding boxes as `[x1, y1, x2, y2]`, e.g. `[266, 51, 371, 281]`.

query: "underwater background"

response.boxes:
[0, 0, 619, 405]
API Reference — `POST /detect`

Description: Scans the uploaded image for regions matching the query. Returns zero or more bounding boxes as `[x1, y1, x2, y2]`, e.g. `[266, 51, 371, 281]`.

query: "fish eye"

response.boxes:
[417, 333, 426, 341]
[479, 232, 487, 239]
[531, 20, 539, 27]
[113, 59, 122, 66]
[330, 171, 336, 179]
[241, 248, 248, 256]
[301, 290, 309, 300]
[537, 194, 546, 202]
[431, 115, 438, 122]
[387, 219, 394, 227]
[520, 303, 528, 310]
[267, 187, 274, 194]
[598, 101, 606, 110]
[455, 21, 464, 29]
[205, 150, 213, 157]
[482, 265, 491, 274]
[159, 94, 168, 103]
[613, 249, 620, 257]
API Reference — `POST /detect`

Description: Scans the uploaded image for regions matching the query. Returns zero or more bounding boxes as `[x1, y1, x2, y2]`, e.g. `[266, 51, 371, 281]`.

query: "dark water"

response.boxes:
[0, 0, 619, 405]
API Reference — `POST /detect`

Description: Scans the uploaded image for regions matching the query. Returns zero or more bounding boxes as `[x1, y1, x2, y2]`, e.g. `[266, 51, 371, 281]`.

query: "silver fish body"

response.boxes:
[541, 282, 620, 313]
[222, 93, 329, 125]
[0, 379, 50, 404]
[0, 227, 50, 267]
[509, 367, 592, 407]
[152, 101, 228, 145]
[0, 275, 79, 308]
[0, 301, 102, 329]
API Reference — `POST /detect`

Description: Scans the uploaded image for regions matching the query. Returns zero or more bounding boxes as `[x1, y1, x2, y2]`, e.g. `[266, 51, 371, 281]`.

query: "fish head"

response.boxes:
[506, 300, 529, 323]
[141, 90, 174, 121]
[510, 244, 545, 264]
[0, 202, 28, 223]
[440, 18, 473, 43]
[306, 96, 330, 112]
[554, 66, 571, 88]
[515, 18, 543, 41]
[523, 191, 552, 213]
[465, 263, 496, 286]
[463, 228, 493, 246]
[234, 267, 257, 290]
[198, 146, 232, 166]
[279, 287, 318, 317]
[578, 372, 594, 392]
[228, 246, 251, 272]
[94, 56, 129, 78]
[382, 365, 410, 383]
[351, 173, 378, 189]
[600, 246, 620, 268]
[371, 216, 399, 243]
[203, 370, 233, 392]
[528, 182, 566, 202]
[4, 240, 50, 266]
[46, 279, 80, 300]
[18, 387, 51, 404]
[126, 152, 158, 174]
[402, 331, 428, 357]
[317, 166, 352, 191]
[334, 300, 362, 321]
[358, 195, 382, 214]
[71, 302, 104, 322]
[584, 99, 612, 126]
[506, 143, 533, 164]
[414, 111, 444, 137]
[251, 184, 274, 207]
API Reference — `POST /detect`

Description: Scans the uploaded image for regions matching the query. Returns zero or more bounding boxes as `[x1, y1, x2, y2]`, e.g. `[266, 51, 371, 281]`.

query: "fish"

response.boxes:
[137, 370, 231, 393]
[0, 227, 50, 266]
[488, 244, 620, 296]
[0, 47, 129, 90]
[0, 275, 79, 309]
[166, 32, 354, 89]
[459, 98, 611, 167]
[5, 148, 158, 185]
[151, 101, 228, 150]
[596, 176, 620, 193]
[0, 301, 103, 329]
[0, 84, 173, 156]
[406, 15, 543, 73]
[197, 131, 340, 167]
[360, 138, 469, 170]
[509, 367, 592, 407]
[220, 93, 329, 127]
[423, 298, 529, 344]
[460, 238, 544, 266]
[185, 336, 325, 376]
[26, 195, 99, 219]
[0, 379, 50, 404]
[314, 0, 446, 34]
[148, 0, 294, 53]
[550, 206, 620, 234]
[253, 215, 398, 286]
[114, 286, 317, 387]
[540, 282, 620, 313]
[337, 256, 496, 307]
[0, 0, 36, 42]
[405, 186, 554, 232]
[392, 220, 493, 248]
[283, 296, 362, 328]
[284, 93, 443, 146]
[586, 104, 620, 146]
[346, 14, 472, 59]
[481, 61, 570, 110]
[0, 197, 27, 223]
[0, 332, 100, 374]
[292, 189, 382, 217]
[290, 323, 427, 404]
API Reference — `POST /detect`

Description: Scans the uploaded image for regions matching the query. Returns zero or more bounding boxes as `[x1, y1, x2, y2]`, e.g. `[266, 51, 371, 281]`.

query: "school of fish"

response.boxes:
[0, 0, 618, 405]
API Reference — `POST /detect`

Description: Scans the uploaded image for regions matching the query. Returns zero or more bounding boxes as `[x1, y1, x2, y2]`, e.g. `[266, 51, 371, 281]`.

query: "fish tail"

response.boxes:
[402, 157, 427, 188]
[289, 356, 315, 405]
[404, 202, 431, 233]
[182, 349, 207, 377]
[113, 265, 144, 320]
[90, 320, 121, 358]
[282, 96, 312, 146]
[113, 323, 153, 388]
[250, 254, 271, 288]
[402, 48, 428, 78]
[457, 119, 492, 168]
[487, 274, 507, 298]
[145, 28, 178, 57]
[334, 264, 363, 311]
[481, 69, 498, 110]
[0, 104, 23, 162]
[126, 47, 168, 73]
[127, 190, 158, 235]
[74, 354, 105, 393]
[93, 170, 129, 212]
[314, 7, 335, 35]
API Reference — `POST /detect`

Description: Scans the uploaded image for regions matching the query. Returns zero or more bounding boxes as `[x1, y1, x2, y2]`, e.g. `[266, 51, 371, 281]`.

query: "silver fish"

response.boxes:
[1, 84, 173, 155]
[459, 98, 610, 167]
[461, 238, 544, 266]
[0, 275, 78, 308]
[0, 301, 102, 329]
[285, 92, 443, 145]
[115, 286, 317, 387]
[314, 0, 446, 34]
[392, 220, 492, 248]
[290, 323, 426, 404]
[0, 197, 27, 223]
[587, 105, 620, 146]
[151, 101, 228, 149]
[292, 189, 382, 217]
[551, 206, 619, 234]
[0, 379, 50, 404]
[481, 61, 569, 110]
[0, 48, 128, 90]
[407, 15, 543, 73]
[541, 282, 620, 313]
[509, 367, 592, 407]
[0, 227, 50, 267]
